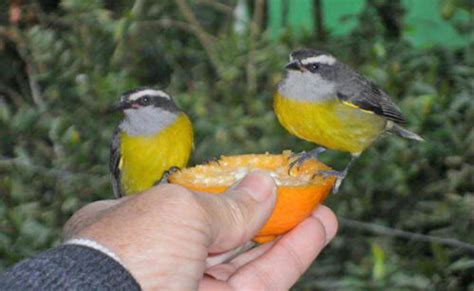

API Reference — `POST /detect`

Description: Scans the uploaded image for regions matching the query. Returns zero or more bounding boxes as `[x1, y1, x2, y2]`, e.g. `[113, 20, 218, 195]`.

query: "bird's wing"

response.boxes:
[337, 74, 406, 124]
[110, 127, 123, 198]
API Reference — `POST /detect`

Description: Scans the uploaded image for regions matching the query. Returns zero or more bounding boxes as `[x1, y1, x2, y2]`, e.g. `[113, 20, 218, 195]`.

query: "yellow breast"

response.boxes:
[119, 114, 193, 195]
[274, 92, 385, 154]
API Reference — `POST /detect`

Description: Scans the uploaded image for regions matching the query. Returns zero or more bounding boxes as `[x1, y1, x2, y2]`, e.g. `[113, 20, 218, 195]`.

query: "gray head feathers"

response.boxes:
[278, 69, 337, 102]
[290, 49, 329, 60]
[118, 88, 181, 136]
[120, 106, 178, 136]
[121, 88, 171, 102]
[290, 49, 337, 66]
[279, 49, 339, 102]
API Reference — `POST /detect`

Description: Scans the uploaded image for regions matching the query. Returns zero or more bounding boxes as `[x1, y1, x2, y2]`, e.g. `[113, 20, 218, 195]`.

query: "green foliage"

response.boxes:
[0, 0, 473, 289]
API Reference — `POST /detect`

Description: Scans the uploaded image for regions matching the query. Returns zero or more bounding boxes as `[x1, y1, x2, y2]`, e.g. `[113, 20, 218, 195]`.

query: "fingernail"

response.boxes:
[203, 273, 217, 280]
[312, 205, 338, 245]
[234, 171, 276, 202]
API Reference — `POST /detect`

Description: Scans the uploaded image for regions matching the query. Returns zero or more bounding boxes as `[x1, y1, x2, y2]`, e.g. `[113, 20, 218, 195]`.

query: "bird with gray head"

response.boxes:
[109, 87, 194, 197]
[110, 88, 180, 136]
[274, 48, 423, 192]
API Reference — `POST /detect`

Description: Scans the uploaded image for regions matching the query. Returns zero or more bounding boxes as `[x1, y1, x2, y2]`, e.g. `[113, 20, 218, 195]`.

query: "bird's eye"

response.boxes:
[140, 96, 151, 105]
[307, 63, 320, 73]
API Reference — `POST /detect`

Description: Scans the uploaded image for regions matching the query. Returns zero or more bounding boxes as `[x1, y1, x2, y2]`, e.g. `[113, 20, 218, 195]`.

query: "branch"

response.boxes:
[196, 0, 233, 15]
[246, 0, 265, 96]
[140, 19, 205, 36]
[174, 0, 222, 74]
[26, 64, 46, 111]
[250, 0, 265, 35]
[314, 0, 325, 40]
[340, 217, 474, 253]
[0, 24, 48, 110]
[0, 84, 24, 107]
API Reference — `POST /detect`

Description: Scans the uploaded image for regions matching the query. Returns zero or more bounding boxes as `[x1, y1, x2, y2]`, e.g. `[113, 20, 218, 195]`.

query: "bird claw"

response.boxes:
[316, 169, 346, 178]
[155, 166, 181, 185]
[288, 152, 308, 174]
[288, 147, 326, 175]
[315, 169, 347, 194]
[203, 156, 220, 166]
[288, 151, 305, 160]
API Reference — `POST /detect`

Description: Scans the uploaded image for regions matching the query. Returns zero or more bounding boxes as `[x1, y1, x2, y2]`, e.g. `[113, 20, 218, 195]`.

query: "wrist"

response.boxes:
[64, 238, 123, 264]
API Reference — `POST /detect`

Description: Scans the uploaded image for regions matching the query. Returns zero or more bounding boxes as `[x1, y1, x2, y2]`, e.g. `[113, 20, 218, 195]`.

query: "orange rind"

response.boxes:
[169, 151, 336, 243]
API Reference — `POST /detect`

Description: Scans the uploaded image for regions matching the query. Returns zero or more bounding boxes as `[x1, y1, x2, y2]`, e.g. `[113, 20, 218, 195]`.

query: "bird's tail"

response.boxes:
[391, 123, 424, 142]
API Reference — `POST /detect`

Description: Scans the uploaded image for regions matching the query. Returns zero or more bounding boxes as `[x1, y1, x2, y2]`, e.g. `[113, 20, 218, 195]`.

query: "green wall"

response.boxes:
[267, 0, 470, 48]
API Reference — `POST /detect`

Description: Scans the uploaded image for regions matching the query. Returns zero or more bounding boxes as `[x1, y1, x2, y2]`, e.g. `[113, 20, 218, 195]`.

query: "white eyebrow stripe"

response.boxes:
[301, 55, 336, 65]
[128, 89, 170, 101]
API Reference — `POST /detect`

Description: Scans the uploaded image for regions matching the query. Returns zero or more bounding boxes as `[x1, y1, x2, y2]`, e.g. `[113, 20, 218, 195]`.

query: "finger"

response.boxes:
[205, 206, 337, 281]
[228, 205, 338, 290]
[312, 205, 338, 244]
[199, 276, 232, 291]
[201, 171, 277, 253]
[63, 199, 124, 240]
[206, 241, 256, 269]
[230, 239, 276, 268]
[206, 241, 275, 281]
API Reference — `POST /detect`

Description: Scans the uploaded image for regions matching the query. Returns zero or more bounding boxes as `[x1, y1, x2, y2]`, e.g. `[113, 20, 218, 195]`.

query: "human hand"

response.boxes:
[64, 171, 338, 290]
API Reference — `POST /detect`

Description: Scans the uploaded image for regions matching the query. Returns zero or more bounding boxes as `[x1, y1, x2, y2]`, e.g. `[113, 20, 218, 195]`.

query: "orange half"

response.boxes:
[169, 150, 336, 243]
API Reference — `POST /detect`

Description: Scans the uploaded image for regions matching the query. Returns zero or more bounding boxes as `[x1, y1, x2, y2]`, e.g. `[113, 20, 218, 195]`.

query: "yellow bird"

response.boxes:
[109, 88, 193, 197]
[274, 49, 423, 192]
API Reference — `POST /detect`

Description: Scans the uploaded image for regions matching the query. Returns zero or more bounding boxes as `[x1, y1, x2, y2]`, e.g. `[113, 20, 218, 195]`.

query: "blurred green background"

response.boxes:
[1, 0, 473, 289]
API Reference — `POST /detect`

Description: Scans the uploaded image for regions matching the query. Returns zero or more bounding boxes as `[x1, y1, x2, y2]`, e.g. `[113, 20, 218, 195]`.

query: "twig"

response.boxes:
[26, 64, 46, 111]
[0, 84, 24, 107]
[0, 24, 48, 110]
[246, 0, 265, 96]
[174, 0, 222, 74]
[340, 217, 474, 253]
[314, 0, 325, 40]
[250, 0, 265, 35]
[140, 19, 204, 35]
[196, 0, 233, 15]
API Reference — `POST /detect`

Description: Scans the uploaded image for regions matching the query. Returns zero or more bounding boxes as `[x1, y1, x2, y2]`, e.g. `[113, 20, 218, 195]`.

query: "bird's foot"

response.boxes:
[155, 166, 181, 185]
[317, 169, 345, 178]
[203, 156, 221, 166]
[316, 169, 346, 194]
[288, 147, 326, 174]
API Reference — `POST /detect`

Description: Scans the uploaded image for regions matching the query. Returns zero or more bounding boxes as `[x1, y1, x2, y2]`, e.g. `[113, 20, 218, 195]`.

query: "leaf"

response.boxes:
[371, 243, 386, 281]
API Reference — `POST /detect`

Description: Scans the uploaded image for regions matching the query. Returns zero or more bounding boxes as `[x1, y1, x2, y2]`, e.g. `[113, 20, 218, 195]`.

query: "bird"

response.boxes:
[274, 49, 423, 192]
[109, 88, 193, 197]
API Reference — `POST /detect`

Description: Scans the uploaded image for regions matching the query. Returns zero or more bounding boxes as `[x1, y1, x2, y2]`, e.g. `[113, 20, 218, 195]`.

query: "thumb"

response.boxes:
[204, 171, 277, 253]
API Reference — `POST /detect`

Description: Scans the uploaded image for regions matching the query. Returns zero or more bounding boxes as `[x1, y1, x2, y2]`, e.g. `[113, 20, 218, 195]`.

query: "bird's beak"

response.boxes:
[107, 100, 132, 113]
[285, 60, 304, 72]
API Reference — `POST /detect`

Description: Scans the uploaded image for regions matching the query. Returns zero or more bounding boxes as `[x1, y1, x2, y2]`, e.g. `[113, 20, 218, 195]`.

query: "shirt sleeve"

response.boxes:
[0, 244, 140, 291]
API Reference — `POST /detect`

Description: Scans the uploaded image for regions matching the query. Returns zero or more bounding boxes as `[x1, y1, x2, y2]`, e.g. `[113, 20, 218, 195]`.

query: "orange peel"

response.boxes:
[169, 150, 336, 243]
